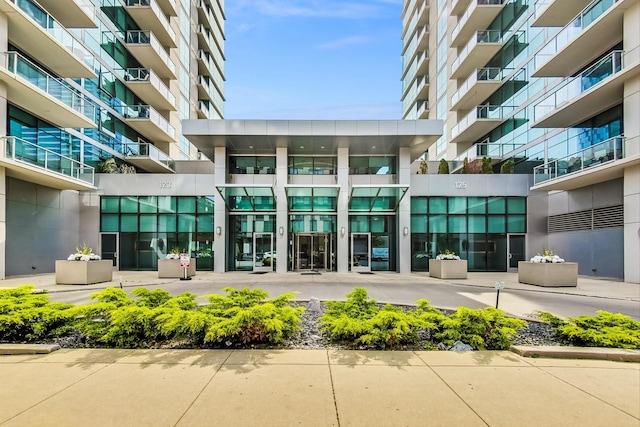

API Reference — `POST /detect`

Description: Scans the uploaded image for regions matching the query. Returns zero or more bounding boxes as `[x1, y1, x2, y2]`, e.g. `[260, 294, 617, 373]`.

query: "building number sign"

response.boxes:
[159, 181, 173, 189]
[454, 181, 467, 189]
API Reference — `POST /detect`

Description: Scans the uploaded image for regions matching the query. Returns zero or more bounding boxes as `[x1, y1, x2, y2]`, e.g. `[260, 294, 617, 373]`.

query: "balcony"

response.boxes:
[0, 136, 95, 190]
[532, 0, 594, 27]
[123, 67, 176, 111]
[450, 105, 514, 145]
[402, 0, 428, 41]
[120, 104, 175, 143]
[125, 0, 177, 48]
[156, 0, 177, 16]
[452, 67, 505, 111]
[453, 141, 523, 165]
[533, 0, 634, 77]
[451, 0, 472, 16]
[451, 30, 504, 79]
[533, 49, 640, 128]
[0, 52, 97, 129]
[197, 75, 214, 102]
[532, 136, 640, 190]
[125, 30, 176, 79]
[122, 142, 175, 173]
[36, 0, 96, 28]
[450, 0, 507, 48]
[197, 100, 211, 119]
[0, 0, 96, 77]
[416, 100, 429, 119]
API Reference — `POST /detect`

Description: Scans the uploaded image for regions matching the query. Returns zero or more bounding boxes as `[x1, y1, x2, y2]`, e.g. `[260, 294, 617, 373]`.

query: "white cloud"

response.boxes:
[316, 35, 372, 50]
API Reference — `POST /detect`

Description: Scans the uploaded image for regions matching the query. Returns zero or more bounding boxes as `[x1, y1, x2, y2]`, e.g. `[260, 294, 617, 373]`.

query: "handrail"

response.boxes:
[122, 142, 175, 171]
[124, 67, 176, 105]
[0, 136, 95, 185]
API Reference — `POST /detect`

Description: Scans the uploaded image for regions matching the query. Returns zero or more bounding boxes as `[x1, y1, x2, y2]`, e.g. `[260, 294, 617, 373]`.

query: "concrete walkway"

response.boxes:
[0, 349, 638, 427]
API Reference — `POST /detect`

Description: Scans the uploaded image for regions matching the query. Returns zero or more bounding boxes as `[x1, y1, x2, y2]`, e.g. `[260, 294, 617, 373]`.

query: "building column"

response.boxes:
[1, 12, 8, 278]
[275, 146, 288, 274]
[213, 146, 226, 273]
[337, 147, 349, 273]
[624, 165, 640, 284]
[398, 147, 411, 274]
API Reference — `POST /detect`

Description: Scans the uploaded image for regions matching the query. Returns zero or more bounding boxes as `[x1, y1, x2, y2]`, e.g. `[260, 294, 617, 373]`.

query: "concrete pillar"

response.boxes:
[398, 147, 411, 274]
[213, 146, 226, 273]
[0, 12, 7, 279]
[623, 165, 640, 284]
[275, 146, 288, 273]
[337, 147, 349, 273]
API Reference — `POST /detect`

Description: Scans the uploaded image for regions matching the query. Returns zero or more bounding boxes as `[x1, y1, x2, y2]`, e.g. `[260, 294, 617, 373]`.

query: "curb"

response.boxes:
[510, 345, 640, 363]
[0, 344, 61, 355]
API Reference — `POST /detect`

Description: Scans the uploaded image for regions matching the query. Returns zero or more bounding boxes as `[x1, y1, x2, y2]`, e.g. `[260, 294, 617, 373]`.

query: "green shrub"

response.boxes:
[538, 311, 640, 349]
[320, 288, 429, 349]
[438, 159, 449, 174]
[436, 307, 526, 350]
[500, 159, 514, 174]
[0, 285, 75, 341]
[481, 157, 493, 174]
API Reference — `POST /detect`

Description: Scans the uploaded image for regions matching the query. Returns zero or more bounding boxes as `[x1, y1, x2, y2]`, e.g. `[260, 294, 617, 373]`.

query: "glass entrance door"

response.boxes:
[100, 233, 118, 269]
[508, 234, 526, 271]
[351, 233, 371, 272]
[253, 232, 274, 272]
[295, 233, 330, 271]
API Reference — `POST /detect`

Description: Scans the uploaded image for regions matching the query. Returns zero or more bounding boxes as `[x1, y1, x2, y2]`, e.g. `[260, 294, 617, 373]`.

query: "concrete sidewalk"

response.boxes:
[0, 349, 638, 427]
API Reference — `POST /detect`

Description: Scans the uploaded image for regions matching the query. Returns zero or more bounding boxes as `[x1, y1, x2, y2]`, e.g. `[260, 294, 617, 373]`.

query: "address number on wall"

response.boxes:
[454, 181, 467, 189]
[159, 181, 173, 189]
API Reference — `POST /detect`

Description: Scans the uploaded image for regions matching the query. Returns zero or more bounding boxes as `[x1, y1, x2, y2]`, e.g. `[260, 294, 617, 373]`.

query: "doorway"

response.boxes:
[253, 232, 274, 272]
[508, 234, 526, 271]
[100, 233, 118, 269]
[295, 233, 331, 271]
[351, 232, 371, 272]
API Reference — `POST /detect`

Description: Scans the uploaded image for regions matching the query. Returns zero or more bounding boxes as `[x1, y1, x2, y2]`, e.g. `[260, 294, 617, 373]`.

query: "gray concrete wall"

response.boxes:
[409, 174, 531, 196]
[6, 178, 81, 276]
[549, 229, 624, 279]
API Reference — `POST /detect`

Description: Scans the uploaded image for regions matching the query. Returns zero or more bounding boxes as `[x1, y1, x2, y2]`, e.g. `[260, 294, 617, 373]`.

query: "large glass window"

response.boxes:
[229, 156, 276, 174]
[349, 156, 396, 174]
[289, 157, 337, 175]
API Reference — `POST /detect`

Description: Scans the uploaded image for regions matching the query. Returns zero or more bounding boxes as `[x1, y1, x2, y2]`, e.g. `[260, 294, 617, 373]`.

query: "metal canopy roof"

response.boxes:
[349, 184, 409, 212]
[216, 184, 276, 211]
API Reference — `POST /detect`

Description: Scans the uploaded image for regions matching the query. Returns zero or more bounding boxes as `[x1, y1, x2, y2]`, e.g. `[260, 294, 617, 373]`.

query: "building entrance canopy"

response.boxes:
[349, 185, 409, 212]
[216, 184, 275, 211]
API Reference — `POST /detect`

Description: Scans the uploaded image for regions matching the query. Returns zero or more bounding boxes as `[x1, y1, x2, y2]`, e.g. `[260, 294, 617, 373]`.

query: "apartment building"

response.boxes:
[402, 0, 640, 283]
[0, 0, 225, 278]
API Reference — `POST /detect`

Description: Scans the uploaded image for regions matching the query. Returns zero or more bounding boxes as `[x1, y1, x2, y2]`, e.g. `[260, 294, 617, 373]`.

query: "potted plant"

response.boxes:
[158, 247, 196, 278]
[55, 243, 113, 285]
[429, 250, 467, 279]
[518, 249, 578, 287]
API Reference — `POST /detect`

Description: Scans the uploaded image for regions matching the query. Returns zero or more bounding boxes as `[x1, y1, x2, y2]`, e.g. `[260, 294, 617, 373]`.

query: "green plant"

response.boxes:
[76, 243, 93, 255]
[436, 307, 526, 350]
[0, 285, 76, 341]
[500, 159, 514, 174]
[461, 157, 468, 174]
[437, 159, 449, 174]
[417, 160, 428, 174]
[169, 247, 181, 255]
[481, 157, 493, 174]
[538, 311, 640, 349]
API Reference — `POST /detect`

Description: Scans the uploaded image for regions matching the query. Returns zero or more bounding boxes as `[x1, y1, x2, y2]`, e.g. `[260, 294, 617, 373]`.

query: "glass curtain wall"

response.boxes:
[100, 196, 215, 270]
[228, 215, 276, 271]
[349, 215, 396, 271]
[410, 197, 526, 272]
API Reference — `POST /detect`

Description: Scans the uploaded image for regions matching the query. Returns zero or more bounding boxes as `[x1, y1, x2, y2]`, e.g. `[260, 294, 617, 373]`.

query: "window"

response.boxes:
[229, 156, 276, 174]
[349, 156, 396, 174]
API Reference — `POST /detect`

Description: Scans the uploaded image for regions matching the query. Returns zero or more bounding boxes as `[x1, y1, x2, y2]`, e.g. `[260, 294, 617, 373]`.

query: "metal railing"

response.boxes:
[451, 105, 515, 138]
[0, 136, 95, 185]
[122, 142, 175, 171]
[125, 30, 176, 75]
[124, 67, 175, 105]
[119, 104, 175, 139]
[451, 0, 505, 43]
[454, 141, 524, 162]
[124, 0, 176, 42]
[451, 30, 503, 73]
[3, 51, 97, 121]
[452, 67, 512, 106]
[533, 136, 625, 185]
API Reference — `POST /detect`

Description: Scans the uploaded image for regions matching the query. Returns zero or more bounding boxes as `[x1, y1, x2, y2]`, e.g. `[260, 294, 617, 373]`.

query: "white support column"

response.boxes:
[0, 12, 7, 279]
[213, 146, 226, 273]
[275, 146, 288, 273]
[337, 147, 349, 273]
[398, 147, 411, 274]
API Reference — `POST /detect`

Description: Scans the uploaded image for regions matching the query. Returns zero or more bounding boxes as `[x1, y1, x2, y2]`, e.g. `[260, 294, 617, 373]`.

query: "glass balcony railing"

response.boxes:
[125, 30, 176, 76]
[534, 50, 627, 121]
[198, 100, 211, 118]
[452, 67, 513, 106]
[451, 30, 503, 72]
[1, 136, 95, 185]
[119, 104, 175, 139]
[452, 105, 515, 138]
[122, 141, 175, 171]
[533, 136, 625, 185]
[3, 51, 97, 121]
[124, 67, 175, 105]
[535, 0, 622, 69]
[451, 0, 505, 43]
[125, 0, 176, 42]
[7, 0, 97, 71]
[454, 141, 525, 162]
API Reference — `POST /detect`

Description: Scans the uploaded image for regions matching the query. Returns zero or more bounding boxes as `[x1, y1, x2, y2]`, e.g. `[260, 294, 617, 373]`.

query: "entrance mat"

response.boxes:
[358, 272, 375, 275]
[301, 272, 321, 275]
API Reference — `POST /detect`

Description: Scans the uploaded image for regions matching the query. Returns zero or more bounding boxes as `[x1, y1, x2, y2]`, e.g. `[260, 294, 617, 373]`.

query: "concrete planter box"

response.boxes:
[158, 258, 196, 278]
[429, 259, 467, 279]
[518, 261, 578, 287]
[55, 260, 113, 285]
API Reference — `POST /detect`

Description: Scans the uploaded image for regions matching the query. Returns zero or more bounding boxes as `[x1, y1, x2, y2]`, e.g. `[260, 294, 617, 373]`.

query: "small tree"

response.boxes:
[438, 159, 449, 174]
[461, 157, 469, 174]
[417, 160, 428, 174]
[481, 157, 493, 174]
[500, 159, 514, 174]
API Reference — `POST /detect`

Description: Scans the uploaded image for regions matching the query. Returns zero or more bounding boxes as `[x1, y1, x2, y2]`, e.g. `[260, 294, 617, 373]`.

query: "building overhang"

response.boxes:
[216, 184, 276, 211]
[349, 184, 409, 212]
[182, 120, 443, 161]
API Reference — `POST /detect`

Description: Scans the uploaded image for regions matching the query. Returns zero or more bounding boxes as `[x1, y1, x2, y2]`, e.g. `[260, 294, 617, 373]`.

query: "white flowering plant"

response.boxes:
[67, 243, 101, 261]
[165, 247, 182, 260]
[529, 249, 565, 263]
[436, 249, 461, 260]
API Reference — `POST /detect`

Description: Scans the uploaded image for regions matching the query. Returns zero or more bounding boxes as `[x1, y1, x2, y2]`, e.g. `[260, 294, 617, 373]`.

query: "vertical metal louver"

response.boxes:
[548, 205, 623, 233]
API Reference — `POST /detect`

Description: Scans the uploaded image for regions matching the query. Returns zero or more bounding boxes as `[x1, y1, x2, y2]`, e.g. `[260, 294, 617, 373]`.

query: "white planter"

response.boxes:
[518, 261, 578, 287]
[55, 260, 113, 285]
[429, 259, 467, 279]
[158, 258, 196, 278]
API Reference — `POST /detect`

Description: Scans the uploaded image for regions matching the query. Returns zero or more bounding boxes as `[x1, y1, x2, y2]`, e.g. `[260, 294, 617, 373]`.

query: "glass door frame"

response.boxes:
[507, 233, 526, 271]
[100, 232, 119, 270]
[294, 233, 331, 272]
[253, 232, 274, 272]
[351, 232, 371, 272]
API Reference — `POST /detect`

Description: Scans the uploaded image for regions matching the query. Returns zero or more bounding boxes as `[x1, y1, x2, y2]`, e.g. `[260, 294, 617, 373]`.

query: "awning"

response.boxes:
[349, 185, 409, 212]
[216, 184, 276, 211]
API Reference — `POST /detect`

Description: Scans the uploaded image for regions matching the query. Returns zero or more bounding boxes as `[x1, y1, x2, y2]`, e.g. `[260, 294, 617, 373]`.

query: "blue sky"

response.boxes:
[223, 0, 403, 120]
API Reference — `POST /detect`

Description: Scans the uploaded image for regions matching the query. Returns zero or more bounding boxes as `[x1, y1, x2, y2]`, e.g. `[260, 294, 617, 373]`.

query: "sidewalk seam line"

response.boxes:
[327, 351, 341, 427]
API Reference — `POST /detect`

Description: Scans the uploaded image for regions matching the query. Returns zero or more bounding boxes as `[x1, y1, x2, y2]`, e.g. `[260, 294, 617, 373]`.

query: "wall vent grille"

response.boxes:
[548, 205, 623, 233]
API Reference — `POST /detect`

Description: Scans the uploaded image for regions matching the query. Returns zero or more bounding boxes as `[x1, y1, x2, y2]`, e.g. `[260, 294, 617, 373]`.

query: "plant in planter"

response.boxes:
[165, 247, 181, 260]
[529, 249, 565, 263]
[436, 249, 460, 260]
[57, 244, 112, 285]
[430, 250, 466, 279]
[67, 243, 102, 261]
[518, 249, 576, 287]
